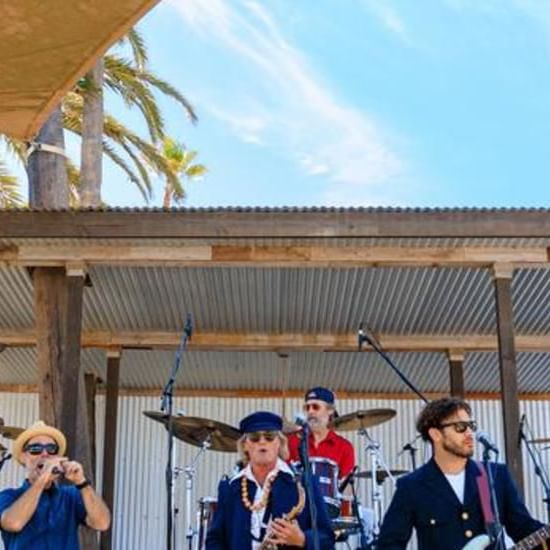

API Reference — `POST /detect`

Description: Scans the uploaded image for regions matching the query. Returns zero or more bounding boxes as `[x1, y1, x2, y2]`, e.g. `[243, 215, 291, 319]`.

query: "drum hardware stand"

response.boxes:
[176, 435, 211, 550]
[348, 472, 371, 549]
[160, 314, 193, 550]
[360, 429, 396, 542]
[519, 415, 550, 523]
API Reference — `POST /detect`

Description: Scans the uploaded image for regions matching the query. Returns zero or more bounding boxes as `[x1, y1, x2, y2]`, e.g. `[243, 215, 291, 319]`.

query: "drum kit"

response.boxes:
[144, 406, 405, 549]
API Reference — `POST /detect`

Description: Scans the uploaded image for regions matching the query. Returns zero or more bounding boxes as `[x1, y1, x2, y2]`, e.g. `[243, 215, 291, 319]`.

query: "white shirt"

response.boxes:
[444, 469, 466, 504]
[232, 458, 294, 550]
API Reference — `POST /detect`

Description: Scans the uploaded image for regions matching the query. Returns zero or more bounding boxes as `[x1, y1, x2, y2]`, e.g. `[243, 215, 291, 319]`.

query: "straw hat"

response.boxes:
[12, 421, 66, 464]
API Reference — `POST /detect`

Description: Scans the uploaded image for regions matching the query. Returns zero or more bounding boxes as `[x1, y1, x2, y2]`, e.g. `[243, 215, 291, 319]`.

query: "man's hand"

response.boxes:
[268, 518, 306, 547]
[62, 460, 86, 485]
[33, 457, 67, 487]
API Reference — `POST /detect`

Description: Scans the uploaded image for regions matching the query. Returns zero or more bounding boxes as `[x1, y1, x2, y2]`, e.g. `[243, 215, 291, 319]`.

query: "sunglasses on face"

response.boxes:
[24, 443, 59, 456]
[438, 420, 478, 434]
[246, 431, 278, 443]
[304, 403, 322, 412]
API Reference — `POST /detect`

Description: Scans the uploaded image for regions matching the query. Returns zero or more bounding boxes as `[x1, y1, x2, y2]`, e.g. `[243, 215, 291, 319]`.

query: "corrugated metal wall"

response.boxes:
[0, 394, 549, 549]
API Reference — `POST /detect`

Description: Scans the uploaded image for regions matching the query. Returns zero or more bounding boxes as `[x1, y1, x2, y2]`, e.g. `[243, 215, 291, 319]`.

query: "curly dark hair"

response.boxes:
[416, 397, 472, 443]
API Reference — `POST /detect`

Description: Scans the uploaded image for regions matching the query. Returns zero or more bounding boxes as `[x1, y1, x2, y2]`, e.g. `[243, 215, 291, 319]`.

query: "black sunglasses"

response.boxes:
[24, 443, 59, 456]
[438, 420, 477, 434]
[247, 431, 278, 443]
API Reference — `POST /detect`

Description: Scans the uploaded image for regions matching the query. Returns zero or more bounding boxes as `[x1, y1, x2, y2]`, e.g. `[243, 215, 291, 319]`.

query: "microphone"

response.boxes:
[476, 431, 499, 454]
[184, 314, 193, 339]
[358, 323, 365, 351]
[294, 413, 308, 428]
[338, 465, 358, 493]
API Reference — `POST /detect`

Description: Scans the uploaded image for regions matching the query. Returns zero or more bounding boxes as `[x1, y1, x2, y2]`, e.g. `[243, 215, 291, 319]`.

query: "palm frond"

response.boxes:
[0, 160, 25, 208]
[124, 28, 148, 70]
[140, 73, 198, 124]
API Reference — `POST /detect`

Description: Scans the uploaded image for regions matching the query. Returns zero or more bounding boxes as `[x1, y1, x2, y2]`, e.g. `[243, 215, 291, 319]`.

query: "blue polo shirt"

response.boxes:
[0, 480, 87, 549]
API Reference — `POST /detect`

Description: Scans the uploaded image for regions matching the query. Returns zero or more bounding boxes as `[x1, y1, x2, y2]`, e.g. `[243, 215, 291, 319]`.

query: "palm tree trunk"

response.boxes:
[27, 107, 69, 208]
[162, 183, 172, 208]
[80, 59, 104, 207]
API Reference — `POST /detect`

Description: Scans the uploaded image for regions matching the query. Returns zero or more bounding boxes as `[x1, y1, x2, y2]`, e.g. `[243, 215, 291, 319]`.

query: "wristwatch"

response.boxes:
[75, 479, 91, 490]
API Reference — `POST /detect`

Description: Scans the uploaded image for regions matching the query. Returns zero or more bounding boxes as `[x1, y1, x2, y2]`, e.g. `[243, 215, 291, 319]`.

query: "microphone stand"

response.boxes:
[160, 314, 193, 550]
[358, 325, 428, 403]
[298, 424, 320, 550]
[519, 419, 550, 522]
[482, 447, 505, 549]
[349, 473, 370, 549]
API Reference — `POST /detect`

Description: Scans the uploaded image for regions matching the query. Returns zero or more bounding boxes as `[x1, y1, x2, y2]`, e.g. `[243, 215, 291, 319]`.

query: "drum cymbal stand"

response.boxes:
[176, 435, 211, 550]
[360, 429, 396, 542]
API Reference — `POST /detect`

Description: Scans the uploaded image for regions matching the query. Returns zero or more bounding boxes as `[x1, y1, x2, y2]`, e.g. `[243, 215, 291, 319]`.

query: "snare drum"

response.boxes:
[197, 497, 217, 549]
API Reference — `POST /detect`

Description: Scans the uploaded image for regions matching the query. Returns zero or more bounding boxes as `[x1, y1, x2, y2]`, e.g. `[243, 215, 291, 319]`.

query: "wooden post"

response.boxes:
[33, 264, 98, 549]
[85, 373, 98, 481]
[100, 350, 121, 550]
[493, 263, 524, 494]
[34, 266, 87, 455]
[447, 349, 465, 399]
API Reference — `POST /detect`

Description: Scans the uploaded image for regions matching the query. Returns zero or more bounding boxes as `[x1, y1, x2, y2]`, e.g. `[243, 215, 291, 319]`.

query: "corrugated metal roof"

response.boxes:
[0, 346, 547, 395]
[0, 261, 549, 393]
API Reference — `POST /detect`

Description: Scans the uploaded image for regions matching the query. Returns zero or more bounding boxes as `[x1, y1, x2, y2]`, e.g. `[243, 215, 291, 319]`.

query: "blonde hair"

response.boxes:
[237, 431, 289, 466]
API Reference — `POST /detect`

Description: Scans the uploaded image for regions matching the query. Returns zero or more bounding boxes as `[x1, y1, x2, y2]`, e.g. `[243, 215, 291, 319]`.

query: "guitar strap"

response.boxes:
[475, 461, 496, 536]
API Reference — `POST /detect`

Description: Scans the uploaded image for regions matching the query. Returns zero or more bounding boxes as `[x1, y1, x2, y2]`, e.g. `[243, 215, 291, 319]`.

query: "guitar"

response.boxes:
[463, 524, 550, 549]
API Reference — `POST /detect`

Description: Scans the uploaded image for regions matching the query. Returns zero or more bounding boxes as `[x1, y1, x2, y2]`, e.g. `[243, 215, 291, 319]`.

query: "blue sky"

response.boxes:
[9, 0, 550, 207]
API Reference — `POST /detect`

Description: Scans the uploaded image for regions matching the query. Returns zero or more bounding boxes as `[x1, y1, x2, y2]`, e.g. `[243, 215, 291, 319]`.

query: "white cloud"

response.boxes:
[168, 0, 403, 191]
[360, 0, 412, 45]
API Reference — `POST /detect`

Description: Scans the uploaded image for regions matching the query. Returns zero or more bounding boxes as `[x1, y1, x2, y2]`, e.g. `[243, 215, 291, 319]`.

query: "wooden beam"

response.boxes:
[101, 351, 121, 550]
[4, 209, 550, 239]
[2, 384, 550, 401]
[2, 329, 550, 352]
[1, 244, 549, 268]
[493, 271, 524, 494]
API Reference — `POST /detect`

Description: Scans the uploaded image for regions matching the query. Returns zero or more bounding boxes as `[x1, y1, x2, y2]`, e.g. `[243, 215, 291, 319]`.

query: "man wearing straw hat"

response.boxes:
[0, 420, 110, 549]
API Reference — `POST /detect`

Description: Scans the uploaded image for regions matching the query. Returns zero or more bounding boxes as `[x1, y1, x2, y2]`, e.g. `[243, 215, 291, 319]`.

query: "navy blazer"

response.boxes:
[377, 458, 543, 550]
[205, 471, 335, 550]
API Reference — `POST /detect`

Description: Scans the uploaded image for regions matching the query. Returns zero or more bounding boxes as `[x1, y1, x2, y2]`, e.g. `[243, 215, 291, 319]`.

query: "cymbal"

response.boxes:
[355, 469, 409, 483]
[333, 409, 396, 432]
[143, 411, 240, 453]
[0, 426, 23, 439]
[528, 438, 550, 444]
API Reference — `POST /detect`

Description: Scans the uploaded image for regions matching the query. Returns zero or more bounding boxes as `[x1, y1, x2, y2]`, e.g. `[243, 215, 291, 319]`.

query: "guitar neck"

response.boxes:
[514, 525, 550, 550]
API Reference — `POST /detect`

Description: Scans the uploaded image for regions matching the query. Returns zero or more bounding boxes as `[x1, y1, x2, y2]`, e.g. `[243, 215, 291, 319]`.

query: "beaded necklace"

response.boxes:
[241, 470, 278, 512]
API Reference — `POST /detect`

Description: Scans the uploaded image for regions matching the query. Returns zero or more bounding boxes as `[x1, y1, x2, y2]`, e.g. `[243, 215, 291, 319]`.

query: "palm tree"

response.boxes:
[159, 137, 207, 207]
[1, 28, 201, 207]
[0, 160, 24, 208]
[76, 28, 198, 207]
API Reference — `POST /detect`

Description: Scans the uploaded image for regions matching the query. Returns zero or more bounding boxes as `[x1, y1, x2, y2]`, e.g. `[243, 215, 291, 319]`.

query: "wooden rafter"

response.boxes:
[1, 329, 550, 352]
[0, 244, 549, 268]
